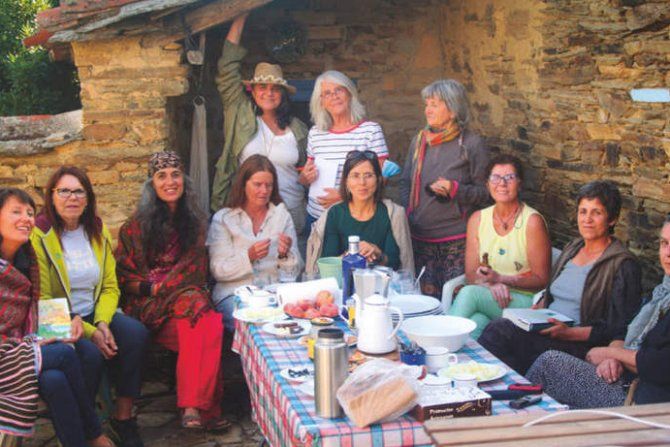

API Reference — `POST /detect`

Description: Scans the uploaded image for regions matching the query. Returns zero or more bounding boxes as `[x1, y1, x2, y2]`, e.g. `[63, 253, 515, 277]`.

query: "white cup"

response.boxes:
[452, 373, 478, 389]
[425, 346, 458, 374]
[247, 290, 277, 308]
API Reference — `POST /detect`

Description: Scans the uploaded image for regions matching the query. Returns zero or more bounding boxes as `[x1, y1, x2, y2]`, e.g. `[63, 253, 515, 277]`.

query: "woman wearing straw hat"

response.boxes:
[212, 13, 309, 245]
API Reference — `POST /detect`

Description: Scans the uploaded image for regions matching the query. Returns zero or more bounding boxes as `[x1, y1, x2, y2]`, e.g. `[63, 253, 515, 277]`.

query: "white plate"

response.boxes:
[262, 320, 311, 338]
[390, 294, 441, 315]
[296, 380, 315, 397]
[437, 362, 507, 383]
[233, 307, 287, 324]
[279, 366, 314, 383]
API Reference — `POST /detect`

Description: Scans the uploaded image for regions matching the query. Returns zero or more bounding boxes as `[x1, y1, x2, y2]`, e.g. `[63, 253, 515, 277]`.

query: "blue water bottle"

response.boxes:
[342, 235, 367, 302]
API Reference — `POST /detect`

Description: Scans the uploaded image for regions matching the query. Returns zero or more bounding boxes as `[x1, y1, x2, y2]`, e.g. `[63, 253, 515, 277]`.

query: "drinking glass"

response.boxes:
[391, 269, 417, 295]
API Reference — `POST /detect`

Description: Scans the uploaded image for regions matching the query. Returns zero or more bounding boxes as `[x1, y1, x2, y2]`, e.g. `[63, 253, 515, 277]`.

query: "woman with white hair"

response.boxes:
[400, 79, 490, 297]
[300, 70, 389, 229]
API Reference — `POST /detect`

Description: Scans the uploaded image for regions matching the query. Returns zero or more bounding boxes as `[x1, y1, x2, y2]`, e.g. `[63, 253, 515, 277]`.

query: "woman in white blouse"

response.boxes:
[207, 155, 302, 331]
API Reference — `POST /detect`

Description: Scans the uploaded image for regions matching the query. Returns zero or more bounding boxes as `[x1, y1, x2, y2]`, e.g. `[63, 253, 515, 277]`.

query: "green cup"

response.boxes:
[317, 257, 342, 287]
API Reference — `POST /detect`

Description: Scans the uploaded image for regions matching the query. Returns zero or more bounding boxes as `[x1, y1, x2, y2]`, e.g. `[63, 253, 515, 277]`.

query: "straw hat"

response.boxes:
[243, 62, 296, 95]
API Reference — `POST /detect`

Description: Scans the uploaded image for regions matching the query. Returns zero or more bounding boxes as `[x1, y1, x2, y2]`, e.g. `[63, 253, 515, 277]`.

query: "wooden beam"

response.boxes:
[151, 0, 272, 45]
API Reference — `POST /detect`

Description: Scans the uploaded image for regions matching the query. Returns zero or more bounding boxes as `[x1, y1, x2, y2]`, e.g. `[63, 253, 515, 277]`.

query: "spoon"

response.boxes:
[414, 266, 426, 291]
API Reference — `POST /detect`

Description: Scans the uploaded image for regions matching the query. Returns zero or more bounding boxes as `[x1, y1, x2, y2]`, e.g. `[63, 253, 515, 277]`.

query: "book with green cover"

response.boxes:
[38, 298, 71, 339]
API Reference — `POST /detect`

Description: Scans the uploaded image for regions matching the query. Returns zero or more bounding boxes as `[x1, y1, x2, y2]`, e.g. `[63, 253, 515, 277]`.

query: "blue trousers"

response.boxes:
[75, 312, 149, 404]
[39, 343, 102, 447]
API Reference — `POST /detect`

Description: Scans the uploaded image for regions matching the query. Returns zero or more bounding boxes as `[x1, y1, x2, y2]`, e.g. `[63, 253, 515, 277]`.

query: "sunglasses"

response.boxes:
[346, 150, 378, 162]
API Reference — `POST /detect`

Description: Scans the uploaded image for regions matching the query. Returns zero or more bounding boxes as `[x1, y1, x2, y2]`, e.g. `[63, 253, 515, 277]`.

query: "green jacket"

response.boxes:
[211, 40, 308, 212]
[30, 214, 120, 339]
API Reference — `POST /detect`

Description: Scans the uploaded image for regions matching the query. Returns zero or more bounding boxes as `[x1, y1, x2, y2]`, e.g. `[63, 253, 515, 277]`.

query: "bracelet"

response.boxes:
[139, 281, 152, 297]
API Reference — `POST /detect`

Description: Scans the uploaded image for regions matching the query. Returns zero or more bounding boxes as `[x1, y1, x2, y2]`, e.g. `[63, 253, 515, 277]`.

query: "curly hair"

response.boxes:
[134, 175, 206, 265]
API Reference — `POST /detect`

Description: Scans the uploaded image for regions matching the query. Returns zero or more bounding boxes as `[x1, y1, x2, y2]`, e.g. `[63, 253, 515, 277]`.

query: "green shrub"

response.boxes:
[0, 0, 80, 116]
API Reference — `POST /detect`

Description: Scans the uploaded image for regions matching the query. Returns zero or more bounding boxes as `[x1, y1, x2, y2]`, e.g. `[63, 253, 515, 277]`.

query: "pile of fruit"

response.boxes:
[283, 290, 339, 318]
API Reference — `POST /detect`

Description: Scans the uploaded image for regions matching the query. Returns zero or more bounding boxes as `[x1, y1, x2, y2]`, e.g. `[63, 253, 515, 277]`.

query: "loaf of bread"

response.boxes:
[343, 377, 418, 427]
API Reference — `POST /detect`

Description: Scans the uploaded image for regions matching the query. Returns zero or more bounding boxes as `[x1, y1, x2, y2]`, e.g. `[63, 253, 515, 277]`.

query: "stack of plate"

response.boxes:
[389, 294, 442, 323]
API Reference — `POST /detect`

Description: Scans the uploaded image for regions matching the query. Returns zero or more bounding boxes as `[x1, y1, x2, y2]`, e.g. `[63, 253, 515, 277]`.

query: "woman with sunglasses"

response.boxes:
[31, 167, 148, 446]
[302, 70, 389, 232]
[0, 188, 114, 447]
[479, 181, 642, 376]
[400, 79, 490, 297]
[212, 13, 308, 243]
[448, 154, 551, 339]
[306, 150, 414, 274]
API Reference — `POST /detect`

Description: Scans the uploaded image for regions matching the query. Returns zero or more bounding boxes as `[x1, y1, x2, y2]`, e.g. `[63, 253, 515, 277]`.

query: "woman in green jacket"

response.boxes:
[31, 166, 149, 447]
[212, 13, 309, 242]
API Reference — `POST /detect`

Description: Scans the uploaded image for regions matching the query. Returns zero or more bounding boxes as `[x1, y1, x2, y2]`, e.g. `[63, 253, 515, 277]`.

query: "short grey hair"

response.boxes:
[310, 70, 366, 131]
[421, 79, 471, 130]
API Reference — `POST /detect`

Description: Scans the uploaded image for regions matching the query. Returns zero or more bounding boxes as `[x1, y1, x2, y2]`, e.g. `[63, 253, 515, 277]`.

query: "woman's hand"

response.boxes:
[486, 282, 511, 308]
[475, 266, 501, 284]
[92, 322, 118, 360]
[64, 315, 84, 343]
[299, 159, 318, 186]
[359, 241, 382, 264]
[248, 239, 271, 262]
[595, 358, 623, 384]
[37, 337, 58, 346]
[277, 233, 292, 258]
[539, 318, 572, 339]
[317, 188, 341, 209]
[586, 346, 612, 366]
[429, 177, 452, 197]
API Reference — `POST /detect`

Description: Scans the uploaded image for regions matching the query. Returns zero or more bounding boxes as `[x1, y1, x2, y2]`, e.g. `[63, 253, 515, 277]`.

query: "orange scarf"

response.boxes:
[408, 121, 461, 213]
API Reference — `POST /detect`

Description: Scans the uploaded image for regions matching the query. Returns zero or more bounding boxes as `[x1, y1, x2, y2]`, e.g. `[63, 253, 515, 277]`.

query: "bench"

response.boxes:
[424, 402, 670, 446]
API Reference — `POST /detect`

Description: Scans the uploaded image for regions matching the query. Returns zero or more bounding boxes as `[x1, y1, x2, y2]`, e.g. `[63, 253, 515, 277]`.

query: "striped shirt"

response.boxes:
[306, 121, 389, 218]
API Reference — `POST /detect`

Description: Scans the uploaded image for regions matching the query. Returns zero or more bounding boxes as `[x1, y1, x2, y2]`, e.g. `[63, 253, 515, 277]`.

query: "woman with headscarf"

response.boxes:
[0, 188, 113, 447]
[212, 13, 308, 246]
[526, 216, 670, 408]
[302, 70, 389, 231]
[115, 152, 227, 431]
[400, 79, 490, 297]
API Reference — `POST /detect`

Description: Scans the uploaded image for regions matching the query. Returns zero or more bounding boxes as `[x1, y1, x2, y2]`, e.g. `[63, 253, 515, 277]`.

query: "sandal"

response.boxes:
[181, 412, 203, 430]
[205, 417, 231, 432]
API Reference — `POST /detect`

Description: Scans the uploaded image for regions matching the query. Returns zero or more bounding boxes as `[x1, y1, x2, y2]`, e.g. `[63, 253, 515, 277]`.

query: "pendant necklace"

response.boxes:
[494, 204, 521, 231]
[260, 118, 275, 158]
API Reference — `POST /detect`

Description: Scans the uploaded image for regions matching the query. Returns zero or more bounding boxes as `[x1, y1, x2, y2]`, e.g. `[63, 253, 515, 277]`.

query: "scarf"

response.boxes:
[408, 121, 461, 213]
[0, 248, 41, 437]
[625, 274, 670, 350]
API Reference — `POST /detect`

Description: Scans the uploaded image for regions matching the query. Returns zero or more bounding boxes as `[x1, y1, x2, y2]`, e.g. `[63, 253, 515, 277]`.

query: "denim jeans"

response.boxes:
[39, 343, 102, 447]
[75, 312, 149, 403]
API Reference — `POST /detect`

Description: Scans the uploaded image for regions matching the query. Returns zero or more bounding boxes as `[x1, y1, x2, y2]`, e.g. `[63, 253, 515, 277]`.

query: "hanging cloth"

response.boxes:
[190, 96, 209, 214]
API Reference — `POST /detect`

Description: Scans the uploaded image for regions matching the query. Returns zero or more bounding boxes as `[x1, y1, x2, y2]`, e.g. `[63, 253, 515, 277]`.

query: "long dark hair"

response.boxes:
[251, 87, 293, 130]
[339, 150, 384, 204]
[135, 174, 206, 265]
[0, 188, 36, 246]
[44, 166, 102, 243]
[227, 155, 282, 209]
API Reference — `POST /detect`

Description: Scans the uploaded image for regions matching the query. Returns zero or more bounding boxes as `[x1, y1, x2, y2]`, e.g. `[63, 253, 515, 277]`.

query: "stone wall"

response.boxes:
[0, 36, 188, 235]
[1, 0, 668, 286]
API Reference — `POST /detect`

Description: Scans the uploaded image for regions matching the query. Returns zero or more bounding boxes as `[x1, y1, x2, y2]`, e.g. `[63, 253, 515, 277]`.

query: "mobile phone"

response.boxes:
[509, 395, 542, 409]
[508, 383, 543, 393]
[488, 389, 533, 400]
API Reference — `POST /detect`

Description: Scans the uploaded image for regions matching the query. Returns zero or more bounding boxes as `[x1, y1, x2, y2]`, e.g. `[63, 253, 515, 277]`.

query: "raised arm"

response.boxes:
[226, 13, 248, 45]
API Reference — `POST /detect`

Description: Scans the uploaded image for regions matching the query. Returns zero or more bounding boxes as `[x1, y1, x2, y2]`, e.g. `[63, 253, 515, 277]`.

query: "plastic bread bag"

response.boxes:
[336, 358, 423, 428]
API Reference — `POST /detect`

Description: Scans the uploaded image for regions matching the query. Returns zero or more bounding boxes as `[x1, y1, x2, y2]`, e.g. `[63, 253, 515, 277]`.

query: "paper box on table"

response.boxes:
[411, 384, 491, 422]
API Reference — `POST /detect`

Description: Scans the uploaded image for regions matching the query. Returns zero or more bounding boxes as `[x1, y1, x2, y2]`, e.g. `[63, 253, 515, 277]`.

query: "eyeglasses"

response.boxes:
[488, 173, 518, 185]
[346, 150, 378, 161]
[320, 86, 347, 100]
[349, 172, 376, 182]
[53, 188, 87, 199]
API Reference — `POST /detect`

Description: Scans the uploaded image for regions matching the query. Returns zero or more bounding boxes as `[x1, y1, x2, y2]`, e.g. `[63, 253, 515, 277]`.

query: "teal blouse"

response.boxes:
[322, 202, 400, 269]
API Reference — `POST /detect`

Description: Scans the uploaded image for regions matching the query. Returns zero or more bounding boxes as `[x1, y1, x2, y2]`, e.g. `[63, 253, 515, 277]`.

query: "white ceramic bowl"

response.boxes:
[401, 315, 476, 352]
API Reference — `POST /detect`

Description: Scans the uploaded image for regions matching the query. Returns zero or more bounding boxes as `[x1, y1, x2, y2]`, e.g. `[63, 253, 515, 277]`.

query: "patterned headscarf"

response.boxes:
[148, 152, 183, 177]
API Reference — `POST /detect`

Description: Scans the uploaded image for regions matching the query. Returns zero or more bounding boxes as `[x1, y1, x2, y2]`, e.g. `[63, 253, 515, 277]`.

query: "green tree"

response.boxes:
[0, 0, 80, 116]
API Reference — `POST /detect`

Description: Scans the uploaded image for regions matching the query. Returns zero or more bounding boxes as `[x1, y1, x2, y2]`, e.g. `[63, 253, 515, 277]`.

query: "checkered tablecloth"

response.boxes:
[232, 319, 566, 447]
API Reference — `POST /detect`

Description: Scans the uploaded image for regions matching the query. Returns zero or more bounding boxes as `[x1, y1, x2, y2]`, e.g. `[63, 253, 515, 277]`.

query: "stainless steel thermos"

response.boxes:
[314, 328, 348, 418]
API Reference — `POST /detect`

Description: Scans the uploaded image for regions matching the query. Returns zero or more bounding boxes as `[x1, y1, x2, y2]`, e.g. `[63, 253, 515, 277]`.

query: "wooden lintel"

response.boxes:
[152, 0, 272, 45]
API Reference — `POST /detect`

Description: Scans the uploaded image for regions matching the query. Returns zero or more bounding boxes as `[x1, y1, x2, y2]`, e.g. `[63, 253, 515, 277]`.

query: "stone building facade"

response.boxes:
[2, 0, 668, 286]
